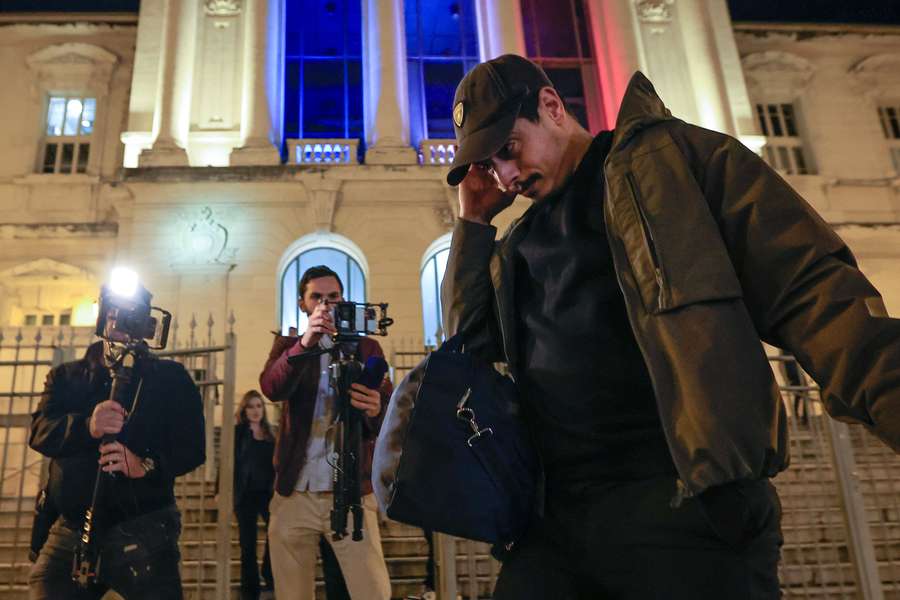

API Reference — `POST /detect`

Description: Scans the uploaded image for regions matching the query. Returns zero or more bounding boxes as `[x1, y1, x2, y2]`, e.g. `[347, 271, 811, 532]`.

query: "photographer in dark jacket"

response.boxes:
[28, 338, 205, 599]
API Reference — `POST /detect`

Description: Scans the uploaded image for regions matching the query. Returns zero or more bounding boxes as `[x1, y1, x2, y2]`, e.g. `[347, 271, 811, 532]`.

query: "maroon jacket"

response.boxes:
[259, 334, 392, 497]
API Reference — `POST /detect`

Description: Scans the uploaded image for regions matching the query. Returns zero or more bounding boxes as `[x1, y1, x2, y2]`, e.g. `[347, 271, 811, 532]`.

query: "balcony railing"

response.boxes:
[419, 139, 457, 166]
[286, 139, 359, 165]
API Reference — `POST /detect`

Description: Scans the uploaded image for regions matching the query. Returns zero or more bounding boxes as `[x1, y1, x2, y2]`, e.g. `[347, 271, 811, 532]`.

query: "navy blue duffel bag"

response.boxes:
[372, 334, 538, 547]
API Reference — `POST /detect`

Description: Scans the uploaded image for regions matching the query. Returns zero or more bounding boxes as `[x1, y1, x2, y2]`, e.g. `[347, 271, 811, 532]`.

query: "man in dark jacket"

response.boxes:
[28, 338, 205, 599]
[260, 265, 393, 600]
[441, 54, 900, 598]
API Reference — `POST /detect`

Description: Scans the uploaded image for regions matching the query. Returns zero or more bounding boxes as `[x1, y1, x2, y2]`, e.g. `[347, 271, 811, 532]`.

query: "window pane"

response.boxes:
[347, 59, 364, 139]
[284, 60, 301, 139]
[522, 0, 579, 57]
[24, 315, 36, 326]
[424, 60, 465, 139]
[349, 262, 365, 303]
[60, 143, 75, 173]
[781, 104, 797, 137]
[42, 144, 58, 174]
[575, 0, 592, 58]
[41, 315, 54, 326]
[63, 98, 84, 136]
[281, 260, 299, 335]
[46, 97, 66, 136]
[80, 98, 96, 135]
[59, 314, 71, 326]
[419, 1, 463, 57]
[76, 144, 90, 173]
[303, 59, 346, 138]
[421, 258, 439, 347]
[767, 105, 783, 137]
[302, 0, 348, 57]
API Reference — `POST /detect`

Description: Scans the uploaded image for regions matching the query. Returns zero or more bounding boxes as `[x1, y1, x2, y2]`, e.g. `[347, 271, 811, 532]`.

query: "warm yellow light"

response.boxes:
[72, 300, 98, 326]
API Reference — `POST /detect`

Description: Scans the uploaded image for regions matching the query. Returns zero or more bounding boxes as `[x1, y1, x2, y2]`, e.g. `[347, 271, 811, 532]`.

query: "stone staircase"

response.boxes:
[0, 479, 493, 600]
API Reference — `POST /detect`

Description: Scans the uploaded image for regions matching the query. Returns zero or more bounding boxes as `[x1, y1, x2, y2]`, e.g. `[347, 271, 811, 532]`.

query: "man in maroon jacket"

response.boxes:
[260, 265, 392, 600]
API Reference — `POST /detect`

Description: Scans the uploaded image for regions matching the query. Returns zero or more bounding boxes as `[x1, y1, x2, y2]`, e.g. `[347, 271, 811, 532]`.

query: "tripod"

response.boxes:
[72, 341, 147, 587]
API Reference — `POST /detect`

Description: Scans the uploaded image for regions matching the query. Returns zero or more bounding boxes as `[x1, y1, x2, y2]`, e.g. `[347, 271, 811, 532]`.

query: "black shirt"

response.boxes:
[513, 131, 676, 485]
[245, 437, 275, 493]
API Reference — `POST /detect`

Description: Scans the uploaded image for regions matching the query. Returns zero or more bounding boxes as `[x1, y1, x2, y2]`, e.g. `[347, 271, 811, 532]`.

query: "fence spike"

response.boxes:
[15, 329, 23, 344]
[56, 329, 65, 345]
[34, 328, 42, 344]
[0, 329, 5, 346]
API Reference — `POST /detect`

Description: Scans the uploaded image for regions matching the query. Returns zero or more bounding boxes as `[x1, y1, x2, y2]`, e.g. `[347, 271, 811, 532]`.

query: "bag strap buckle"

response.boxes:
[456, 405, 494, 447]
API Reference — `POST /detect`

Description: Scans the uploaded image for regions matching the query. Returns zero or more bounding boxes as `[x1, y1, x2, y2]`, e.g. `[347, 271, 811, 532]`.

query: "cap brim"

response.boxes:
[446, 110, 518, 186]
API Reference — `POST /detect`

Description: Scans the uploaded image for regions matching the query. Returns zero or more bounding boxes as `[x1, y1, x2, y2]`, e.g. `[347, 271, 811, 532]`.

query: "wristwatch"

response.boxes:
[140, 455, 156, 476]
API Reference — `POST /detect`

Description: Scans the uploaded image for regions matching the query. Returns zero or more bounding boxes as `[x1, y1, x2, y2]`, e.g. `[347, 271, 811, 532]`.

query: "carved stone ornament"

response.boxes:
[170, 206, 237, 269]
[204, 0, 242, 16]
[742, 51, 815, 103]
[635, 0, 675, 23]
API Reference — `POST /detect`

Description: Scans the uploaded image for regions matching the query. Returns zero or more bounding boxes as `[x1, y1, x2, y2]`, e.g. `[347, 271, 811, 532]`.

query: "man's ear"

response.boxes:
[539, 87, 566, 126]
[298, 298, 307, 314]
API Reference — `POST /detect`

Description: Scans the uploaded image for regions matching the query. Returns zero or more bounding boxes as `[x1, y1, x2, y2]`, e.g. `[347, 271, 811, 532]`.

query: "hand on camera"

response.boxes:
[89, 400, 125, 439]
[301, 301, 337, 349]
[350, 383, 381, 418]
[99, 441, 145, 478]
[459, 164, 517, 225]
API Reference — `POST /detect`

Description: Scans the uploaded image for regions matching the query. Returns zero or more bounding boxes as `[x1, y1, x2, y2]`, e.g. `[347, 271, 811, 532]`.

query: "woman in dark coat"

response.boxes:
[233, 390, 276, 600]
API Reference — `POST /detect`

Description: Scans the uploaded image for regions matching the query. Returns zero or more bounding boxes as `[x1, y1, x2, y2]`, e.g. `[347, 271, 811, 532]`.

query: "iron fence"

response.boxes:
[0, 314, 236, 599]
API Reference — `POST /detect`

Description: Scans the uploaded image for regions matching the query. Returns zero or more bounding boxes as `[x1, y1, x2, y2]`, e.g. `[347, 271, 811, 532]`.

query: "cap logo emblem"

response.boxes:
[453, 102, 465, 128]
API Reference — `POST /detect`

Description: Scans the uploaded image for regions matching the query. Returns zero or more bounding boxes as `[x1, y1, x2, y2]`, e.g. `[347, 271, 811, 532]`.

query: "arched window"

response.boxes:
[420, 233, 452, 347]
[405, 0, 480, 149]
[279, 236, 367, 335]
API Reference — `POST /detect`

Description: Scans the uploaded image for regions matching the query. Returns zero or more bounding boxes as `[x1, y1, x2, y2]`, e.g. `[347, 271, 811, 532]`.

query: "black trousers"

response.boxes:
[236, 491, 274, 599]
[29, 506, 183, 600]
[493, 477, 783, 600]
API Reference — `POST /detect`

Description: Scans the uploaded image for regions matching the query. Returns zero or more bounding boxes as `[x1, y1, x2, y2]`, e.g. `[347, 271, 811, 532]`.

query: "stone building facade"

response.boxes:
[0, 1, 898, 400]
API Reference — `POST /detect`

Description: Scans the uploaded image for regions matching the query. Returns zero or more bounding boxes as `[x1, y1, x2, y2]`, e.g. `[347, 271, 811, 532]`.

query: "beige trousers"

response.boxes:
[268, 491, 391, 600]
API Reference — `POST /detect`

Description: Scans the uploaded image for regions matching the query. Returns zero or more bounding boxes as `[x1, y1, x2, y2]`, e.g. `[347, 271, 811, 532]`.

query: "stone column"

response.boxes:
[139, 0, 195, 166]
[231, 0, 281, 165]
[584, 0, 645, 126]
[474, 0, 526, 60]
[363, 0, 417, 165]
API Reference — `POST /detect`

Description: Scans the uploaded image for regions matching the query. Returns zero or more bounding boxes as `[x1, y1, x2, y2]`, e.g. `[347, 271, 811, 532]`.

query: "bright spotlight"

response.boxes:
[109, 267, 139, 298]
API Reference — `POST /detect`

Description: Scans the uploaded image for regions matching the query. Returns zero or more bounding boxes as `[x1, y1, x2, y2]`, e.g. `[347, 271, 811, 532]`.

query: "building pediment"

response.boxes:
[742, 51, 815, 103]
[850, 53, 900, 100]
[25, 43, 119, 97]
[0, 259, 93, 283]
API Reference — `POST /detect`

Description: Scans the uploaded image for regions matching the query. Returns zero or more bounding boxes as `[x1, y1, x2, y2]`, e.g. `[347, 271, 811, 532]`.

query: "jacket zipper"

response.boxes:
[625, 172, 668, 312]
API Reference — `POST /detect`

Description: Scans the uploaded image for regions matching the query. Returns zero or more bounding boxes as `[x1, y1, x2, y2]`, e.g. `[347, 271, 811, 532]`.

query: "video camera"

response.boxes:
[95, 267, 172, 349]
[328, 301, 393, 342]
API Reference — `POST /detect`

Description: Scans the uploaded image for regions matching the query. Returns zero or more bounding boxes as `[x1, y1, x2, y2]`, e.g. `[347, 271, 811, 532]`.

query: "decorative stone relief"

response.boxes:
[170, 206, 237, 269]
[849, 54, 900, 101]
[309, 182, 343, 232]
[635, 0, 675, 23]
[25, 43, 118, 99]
[204, 0, 242, 16]
[742, 51, 815, 103]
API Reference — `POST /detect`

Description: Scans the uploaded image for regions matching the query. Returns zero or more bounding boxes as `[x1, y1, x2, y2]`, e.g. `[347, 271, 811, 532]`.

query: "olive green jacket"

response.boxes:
[441, 72, 900, 495]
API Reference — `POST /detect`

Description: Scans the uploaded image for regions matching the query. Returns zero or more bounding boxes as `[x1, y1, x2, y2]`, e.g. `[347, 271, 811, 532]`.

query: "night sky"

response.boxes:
[0, 0, 898, 25]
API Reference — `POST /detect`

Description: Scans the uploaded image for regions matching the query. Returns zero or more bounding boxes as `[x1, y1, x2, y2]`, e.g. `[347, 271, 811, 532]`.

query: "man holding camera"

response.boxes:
[28, 286, 206, 599]
[260, 265, 392, 600]
[441, 55, 900, 598]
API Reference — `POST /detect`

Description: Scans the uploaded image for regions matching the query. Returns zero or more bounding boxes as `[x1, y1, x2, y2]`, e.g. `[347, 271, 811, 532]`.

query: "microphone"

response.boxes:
[356, 356, 388, 390]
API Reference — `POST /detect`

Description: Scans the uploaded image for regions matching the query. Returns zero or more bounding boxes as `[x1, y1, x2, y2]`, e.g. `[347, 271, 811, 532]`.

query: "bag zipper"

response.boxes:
[625, 172, 668, 311]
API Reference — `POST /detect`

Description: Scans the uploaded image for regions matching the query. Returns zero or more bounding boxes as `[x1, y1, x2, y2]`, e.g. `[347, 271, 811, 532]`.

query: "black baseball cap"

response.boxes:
[446, 54, 554, 186]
